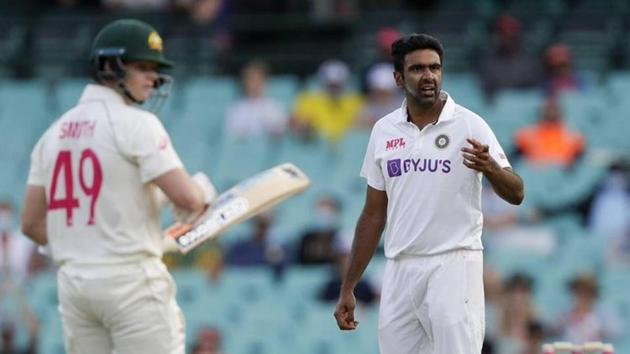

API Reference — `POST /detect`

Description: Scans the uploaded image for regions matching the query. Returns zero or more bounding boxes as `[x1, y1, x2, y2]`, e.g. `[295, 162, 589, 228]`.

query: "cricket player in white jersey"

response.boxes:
[20, 19, 216, 354]
[334, 34, 525, 353]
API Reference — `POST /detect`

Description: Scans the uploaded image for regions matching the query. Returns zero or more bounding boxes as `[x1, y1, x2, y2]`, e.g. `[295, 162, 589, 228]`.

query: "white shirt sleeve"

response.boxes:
[119, 113, 183, 183]
[225, 102, 248, 138]
[263, 100, 289, 135]
[360, 127, 385, 191]
[474, 117, 511, 169]
[27, 135, 46, 186]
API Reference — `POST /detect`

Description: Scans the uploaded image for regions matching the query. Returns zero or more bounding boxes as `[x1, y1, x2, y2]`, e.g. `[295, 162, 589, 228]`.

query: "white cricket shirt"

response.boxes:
[361, 92, 511, 258]
[27, 84, 183, 265]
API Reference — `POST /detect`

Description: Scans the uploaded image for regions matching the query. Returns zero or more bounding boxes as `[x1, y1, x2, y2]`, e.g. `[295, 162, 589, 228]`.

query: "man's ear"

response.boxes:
[394, 71, 404, 88]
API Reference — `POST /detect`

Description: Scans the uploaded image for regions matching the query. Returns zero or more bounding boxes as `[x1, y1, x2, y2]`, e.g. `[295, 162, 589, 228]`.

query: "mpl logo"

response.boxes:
[386, 138, 406, 151]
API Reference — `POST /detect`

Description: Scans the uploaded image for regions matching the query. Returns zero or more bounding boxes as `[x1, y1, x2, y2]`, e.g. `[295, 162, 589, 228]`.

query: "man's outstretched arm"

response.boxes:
[334, 186, 388, 330]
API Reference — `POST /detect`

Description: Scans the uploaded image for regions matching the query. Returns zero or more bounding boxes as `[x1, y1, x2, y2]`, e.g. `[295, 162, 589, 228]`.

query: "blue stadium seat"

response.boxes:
[442, 72, 485, 114]
[181, 77, 237, 142]
[25, 271, 58, 319]
[211, 136, 274, 191]
[0, 80, 52, 158]
[601, 265, 630, 316]
[54, 79, 87, 114]
[601, 103, 630, 153]
[605, 70, 630, 104]
[512, 158, 605, 211]
[281, 266, 330, 301]
[267, 75, 300, 108]
[216, 268, 276, 306]
[329, 130, 370, 196]
[38, 311, 65, 354]
[557, 90, 610, 149]
[273, 183, 333, 236]
[273, 135, 333, 182]
[485, 89, 545, 153]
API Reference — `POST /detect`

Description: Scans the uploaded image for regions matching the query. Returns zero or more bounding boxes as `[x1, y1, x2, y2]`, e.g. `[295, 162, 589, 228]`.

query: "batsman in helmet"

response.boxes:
[21, 19, 216, 354]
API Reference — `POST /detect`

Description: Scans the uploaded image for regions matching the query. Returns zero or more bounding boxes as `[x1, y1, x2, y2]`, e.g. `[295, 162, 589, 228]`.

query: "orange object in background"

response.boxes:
[515, 99, 585, 166]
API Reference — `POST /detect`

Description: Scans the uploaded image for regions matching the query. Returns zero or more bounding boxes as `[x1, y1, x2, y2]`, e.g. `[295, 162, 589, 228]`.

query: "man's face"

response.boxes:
[541, 99, 561, 123]
[394, 49, 442, 108]
[243, 67, 266, 98]
[124, 61, 160, 102]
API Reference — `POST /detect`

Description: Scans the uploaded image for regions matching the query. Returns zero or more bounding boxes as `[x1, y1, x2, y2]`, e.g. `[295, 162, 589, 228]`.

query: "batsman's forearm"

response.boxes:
[485, 167, 524, 205]
[341, 210, 386, 292]
[22, 221, 48, 246]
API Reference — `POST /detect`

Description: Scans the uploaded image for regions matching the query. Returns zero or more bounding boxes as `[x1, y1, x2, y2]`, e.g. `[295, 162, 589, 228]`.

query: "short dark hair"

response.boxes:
[391, 33, 444, 73]
[505, 272, 533, 292]
[241, 59, 269, 78]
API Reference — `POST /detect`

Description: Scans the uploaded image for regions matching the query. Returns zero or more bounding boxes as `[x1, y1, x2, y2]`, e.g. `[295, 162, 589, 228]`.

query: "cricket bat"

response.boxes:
[162, 162, 311, 253]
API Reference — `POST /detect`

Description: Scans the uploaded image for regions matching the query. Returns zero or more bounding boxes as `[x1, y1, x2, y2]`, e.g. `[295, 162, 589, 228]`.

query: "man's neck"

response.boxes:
[406, 96, 445, 130]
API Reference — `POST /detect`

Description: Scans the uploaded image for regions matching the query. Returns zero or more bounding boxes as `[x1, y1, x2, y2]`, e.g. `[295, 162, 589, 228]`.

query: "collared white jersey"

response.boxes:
[27, 84, 183, 265]
[361, 92, 511, 258]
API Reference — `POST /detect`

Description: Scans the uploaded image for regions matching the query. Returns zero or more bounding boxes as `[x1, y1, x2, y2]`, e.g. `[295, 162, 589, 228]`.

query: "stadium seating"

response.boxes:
[5, 71, 629, 353]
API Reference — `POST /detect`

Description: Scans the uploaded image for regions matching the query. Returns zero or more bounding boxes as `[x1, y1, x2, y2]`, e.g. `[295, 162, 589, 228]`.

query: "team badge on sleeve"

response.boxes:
[435, 134, 449, 149]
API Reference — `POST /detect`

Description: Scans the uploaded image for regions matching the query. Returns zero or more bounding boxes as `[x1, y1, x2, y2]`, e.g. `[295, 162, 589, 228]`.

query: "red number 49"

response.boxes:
[49, 149, 103, 226]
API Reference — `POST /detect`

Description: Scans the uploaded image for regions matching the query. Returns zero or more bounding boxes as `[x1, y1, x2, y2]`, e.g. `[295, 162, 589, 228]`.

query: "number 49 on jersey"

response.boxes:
[49, 149, 103, 226]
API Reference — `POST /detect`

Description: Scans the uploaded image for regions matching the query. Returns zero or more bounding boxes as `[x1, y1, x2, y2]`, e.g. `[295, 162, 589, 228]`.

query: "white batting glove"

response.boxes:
[172, 172, 218, 223]
[191, 172, 218, 203]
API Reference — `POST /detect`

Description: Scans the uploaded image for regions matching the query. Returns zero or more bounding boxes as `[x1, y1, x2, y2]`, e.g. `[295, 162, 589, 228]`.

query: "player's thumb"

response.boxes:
[345, 305, 355, 322]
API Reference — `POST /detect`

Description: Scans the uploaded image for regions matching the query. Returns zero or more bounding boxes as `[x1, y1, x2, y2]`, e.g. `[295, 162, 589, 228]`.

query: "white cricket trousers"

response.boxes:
[378, 250, 485, 354]
[57, 257, 185, 354]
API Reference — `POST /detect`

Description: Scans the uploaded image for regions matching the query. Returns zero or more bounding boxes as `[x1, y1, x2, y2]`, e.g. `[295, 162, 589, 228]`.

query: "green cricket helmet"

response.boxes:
[90, 19, 174, 112]
[91, 19, 173, 68]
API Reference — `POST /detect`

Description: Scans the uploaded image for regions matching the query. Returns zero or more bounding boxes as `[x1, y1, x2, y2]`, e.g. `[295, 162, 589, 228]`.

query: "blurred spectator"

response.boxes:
[482, 266, 504, 354]
[296, 195, 342, 265]
[521, 320, 546, 354]
[497, 273, 540, 354]
[0, 200, 38, 286]
[188, 0, 225, 24]
[356, 63, 402, 128]
[310, 0, 358, 20]
[0, 320, 37, 354]
[178, 0, 233, 53]
[588, 164, 630, 264]
[193, 241, 225, 283]
[0, 283, 39, 354]
[291, 60, 364, 143]
[543, 44, 584, 97]
[102, 0, 170, 10]
[478, 15, 542, 102]
[359, 27, 401, 93]
[552, 274, 623, 343]
[514, 98, 585, 167]
[318, 252, 378, 306]
[482, 180, 555, 254]
[42, 0, 99, 9]
[191, 327, 224, 354]
[225, 213, 286, 268]
[224, 60, 289, 139]
[375, 27, 400, 65]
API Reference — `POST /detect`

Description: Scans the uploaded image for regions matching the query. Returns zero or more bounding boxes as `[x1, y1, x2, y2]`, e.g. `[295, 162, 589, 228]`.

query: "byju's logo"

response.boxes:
[387, 158, 451, 177]
[387, 159, 402, 177]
